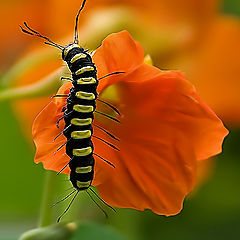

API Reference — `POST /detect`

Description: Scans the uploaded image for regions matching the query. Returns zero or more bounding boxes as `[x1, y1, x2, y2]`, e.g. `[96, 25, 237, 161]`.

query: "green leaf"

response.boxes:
[71, 222, 128, 240]
[222, 0, 240, 16]
[19, 222, 77, 240]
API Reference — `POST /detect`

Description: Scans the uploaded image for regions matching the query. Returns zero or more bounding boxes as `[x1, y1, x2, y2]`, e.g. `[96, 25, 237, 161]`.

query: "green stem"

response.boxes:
[39, 170, 57, 228]
[1, 49, 56, 88]
[0, 67, 64, 102]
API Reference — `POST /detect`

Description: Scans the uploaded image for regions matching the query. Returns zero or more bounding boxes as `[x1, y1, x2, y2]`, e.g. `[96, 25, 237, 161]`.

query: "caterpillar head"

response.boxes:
[62, 43, 85, 61]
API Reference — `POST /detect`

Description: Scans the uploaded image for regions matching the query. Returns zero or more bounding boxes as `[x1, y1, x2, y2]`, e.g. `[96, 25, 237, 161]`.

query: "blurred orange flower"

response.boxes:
[170, 16, 240, 126]
[0, 0, 218, 69]
[0, 1, 43, 70]
[32, 31, 228, 215]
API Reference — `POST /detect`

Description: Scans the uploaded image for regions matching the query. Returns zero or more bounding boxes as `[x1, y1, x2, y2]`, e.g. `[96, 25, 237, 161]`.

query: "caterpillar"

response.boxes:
[20, 0, 121, 220]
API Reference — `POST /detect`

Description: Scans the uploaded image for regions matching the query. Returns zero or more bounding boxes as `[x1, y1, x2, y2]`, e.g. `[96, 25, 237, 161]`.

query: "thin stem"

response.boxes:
[0, 68, 64, 102]
[1, 49, 57, 87]
[39, 170, 57, 227]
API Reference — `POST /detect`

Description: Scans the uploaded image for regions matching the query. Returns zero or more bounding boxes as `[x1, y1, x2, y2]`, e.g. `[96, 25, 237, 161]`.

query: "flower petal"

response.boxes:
[119, 69, 228, 161]
[32, 82, 72, 173]
[96, 131, 196, 215]
[92, 68, 228, 215]
[92, 29, 228, 160]
[93, 30, 145, 91]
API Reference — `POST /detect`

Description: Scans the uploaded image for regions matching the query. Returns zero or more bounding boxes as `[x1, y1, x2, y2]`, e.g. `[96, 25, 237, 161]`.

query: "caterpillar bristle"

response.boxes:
[92, 136, 120, 151]
[93, 153, 115, 168]
[89, 188, 117, 213]
[93, 123, 120, 141]
[97, 98, 121, 116]
[86, 190, 108, 218]
[95, 111, 121, 123]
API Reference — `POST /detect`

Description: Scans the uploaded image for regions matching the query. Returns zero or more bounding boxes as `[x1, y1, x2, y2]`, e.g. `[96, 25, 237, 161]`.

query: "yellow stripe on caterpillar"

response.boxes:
[76, 180, 91, 188]
[63, 44, 80, 57]
[70, 118, 92, 126]
[75, 66, 94, 75]
[77, 77, 97, 84]
[75, 166, 92, 173]
[76, 91, 96, 100]
[70, 53, 87, 63]
[73, 105, 94, 113]
[73, 147, 92, 156]
[71, 130, 91, 139]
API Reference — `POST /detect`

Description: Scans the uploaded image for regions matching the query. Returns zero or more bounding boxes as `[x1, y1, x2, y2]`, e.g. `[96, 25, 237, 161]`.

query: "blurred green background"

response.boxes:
[0, 0, 240, 239]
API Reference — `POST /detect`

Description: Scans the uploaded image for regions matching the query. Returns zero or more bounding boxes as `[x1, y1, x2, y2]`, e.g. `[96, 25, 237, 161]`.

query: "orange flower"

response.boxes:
[32, 31, 228, 215]
[171, 16, 240, 125]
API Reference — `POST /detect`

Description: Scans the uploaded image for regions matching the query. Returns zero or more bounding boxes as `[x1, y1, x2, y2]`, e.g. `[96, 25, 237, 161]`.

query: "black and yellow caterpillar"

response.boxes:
[62, 43, 97, 191]
[20, 0, 120, 220]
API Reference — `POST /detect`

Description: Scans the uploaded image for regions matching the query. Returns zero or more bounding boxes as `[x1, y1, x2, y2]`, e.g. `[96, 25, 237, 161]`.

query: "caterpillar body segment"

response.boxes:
[62, 43, 98, 191]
